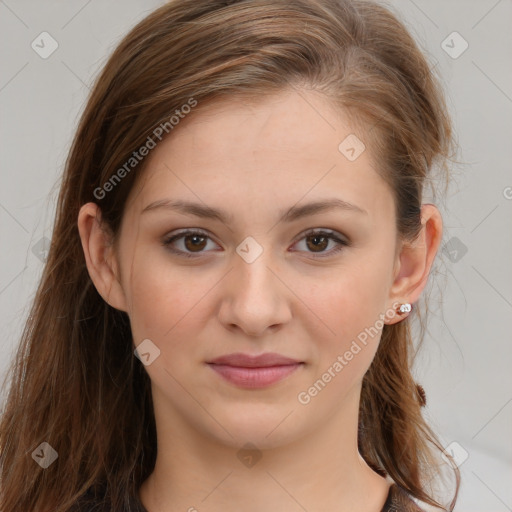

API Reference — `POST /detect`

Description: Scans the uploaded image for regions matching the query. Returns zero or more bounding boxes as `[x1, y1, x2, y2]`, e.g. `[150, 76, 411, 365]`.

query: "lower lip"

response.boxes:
[207, 363, 303, 388]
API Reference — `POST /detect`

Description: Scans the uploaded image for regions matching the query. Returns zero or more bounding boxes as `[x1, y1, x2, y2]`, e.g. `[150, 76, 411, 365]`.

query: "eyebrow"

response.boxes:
[141, 197, 367, 223]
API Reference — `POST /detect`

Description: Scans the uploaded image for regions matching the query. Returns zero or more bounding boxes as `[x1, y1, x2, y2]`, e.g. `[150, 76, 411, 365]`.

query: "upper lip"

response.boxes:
[207, 352, 302, 367]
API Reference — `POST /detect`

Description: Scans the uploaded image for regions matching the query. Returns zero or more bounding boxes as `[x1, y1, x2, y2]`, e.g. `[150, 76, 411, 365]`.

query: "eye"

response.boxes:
[162, 229, 219, 258]
[162, 228, 349, 259]
[291, 229, 349, 258]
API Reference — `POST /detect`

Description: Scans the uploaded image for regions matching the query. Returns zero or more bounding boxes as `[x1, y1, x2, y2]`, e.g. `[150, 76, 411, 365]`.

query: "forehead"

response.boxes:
[126, 89, 393, 224]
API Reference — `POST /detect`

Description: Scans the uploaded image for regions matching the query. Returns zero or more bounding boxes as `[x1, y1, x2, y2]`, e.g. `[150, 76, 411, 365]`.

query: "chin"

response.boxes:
[202, 407, 306, 450]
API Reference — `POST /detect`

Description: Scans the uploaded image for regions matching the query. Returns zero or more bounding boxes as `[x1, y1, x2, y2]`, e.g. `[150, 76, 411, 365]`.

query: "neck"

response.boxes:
[139, 384, 391, 512]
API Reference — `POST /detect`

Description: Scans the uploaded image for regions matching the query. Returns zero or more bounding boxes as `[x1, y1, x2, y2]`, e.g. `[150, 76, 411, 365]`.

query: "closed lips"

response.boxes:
[206, 353, 304, 388]
[207, 352, 303, 367]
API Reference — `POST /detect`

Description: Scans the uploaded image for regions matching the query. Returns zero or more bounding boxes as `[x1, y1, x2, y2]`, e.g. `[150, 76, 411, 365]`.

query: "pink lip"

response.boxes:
[207, 352, 304, 388]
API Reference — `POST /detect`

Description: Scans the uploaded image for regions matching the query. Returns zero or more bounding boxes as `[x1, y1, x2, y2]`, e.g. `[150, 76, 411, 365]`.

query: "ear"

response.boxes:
[77, 202, 128, 312]
[385, 204, 443, 325]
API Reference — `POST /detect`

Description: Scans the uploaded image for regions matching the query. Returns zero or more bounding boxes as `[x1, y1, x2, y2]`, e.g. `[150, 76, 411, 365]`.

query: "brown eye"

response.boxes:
[293, 229, 349, 258]
[305, 233, 329, 252]
[162, 230, 217, 258]
[183, 234, 207, 252]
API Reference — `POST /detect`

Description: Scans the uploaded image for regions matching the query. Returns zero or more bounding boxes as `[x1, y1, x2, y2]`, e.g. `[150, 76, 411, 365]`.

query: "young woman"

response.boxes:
[0, 1, 461, 511]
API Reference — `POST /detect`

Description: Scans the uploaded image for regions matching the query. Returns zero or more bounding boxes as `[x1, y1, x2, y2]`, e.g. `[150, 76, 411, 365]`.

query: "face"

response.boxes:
[108, 88, 403, 448]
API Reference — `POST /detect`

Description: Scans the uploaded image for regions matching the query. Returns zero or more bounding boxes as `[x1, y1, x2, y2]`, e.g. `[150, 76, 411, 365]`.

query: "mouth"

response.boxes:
[206, 352, 304, 389]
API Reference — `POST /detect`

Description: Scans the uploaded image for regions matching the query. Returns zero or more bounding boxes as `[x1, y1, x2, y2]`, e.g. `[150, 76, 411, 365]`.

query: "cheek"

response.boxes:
[122, 248, 209, 350]
[297, 254, 392, 368]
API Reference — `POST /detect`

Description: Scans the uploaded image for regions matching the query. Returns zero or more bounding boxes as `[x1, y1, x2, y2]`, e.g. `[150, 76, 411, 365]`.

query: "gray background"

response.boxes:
[0, 1, 511, 510]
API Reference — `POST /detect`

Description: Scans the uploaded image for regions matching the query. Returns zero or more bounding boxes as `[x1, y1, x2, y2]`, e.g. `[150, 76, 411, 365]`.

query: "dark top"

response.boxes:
[78, 483, 427, 511]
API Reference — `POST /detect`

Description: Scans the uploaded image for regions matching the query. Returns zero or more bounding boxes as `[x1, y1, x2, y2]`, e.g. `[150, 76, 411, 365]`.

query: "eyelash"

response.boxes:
[161, 229, 349, 259]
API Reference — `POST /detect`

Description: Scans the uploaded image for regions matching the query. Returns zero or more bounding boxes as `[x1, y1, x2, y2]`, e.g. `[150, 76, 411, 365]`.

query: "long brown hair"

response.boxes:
[0, 1, 460, 510]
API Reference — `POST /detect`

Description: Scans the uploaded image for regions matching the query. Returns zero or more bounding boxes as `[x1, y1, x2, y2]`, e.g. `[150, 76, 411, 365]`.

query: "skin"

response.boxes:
[78, 88, 442, 512]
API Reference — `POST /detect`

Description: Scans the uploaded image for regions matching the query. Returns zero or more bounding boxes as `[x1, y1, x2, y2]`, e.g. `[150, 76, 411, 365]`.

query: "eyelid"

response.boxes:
[296, 227, 348, 244]
[162, 228, 220, 259]
[289, 228, 349, 258]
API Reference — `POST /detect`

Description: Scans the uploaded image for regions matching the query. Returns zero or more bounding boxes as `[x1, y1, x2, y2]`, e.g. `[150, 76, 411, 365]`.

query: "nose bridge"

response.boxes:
[233, 236, 279, 301]
[219, 235, 291, 334]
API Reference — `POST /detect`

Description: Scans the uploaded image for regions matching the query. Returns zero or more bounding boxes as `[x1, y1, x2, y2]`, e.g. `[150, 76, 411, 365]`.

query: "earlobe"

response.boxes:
[77, 202, 128, 312]
[385, 204, 443, 325]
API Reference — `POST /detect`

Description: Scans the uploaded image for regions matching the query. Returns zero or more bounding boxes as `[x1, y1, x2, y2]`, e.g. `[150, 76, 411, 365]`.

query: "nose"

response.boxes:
[217, 245, 292, 337]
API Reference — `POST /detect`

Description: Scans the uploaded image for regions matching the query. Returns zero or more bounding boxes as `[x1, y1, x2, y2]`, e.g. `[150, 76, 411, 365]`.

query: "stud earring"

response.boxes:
[396, 303, 412, 314]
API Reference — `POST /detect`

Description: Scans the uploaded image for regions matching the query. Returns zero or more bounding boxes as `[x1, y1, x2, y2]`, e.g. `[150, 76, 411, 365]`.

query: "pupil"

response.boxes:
[309, 235, 327, 251]
[186, 235, 206, 251]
